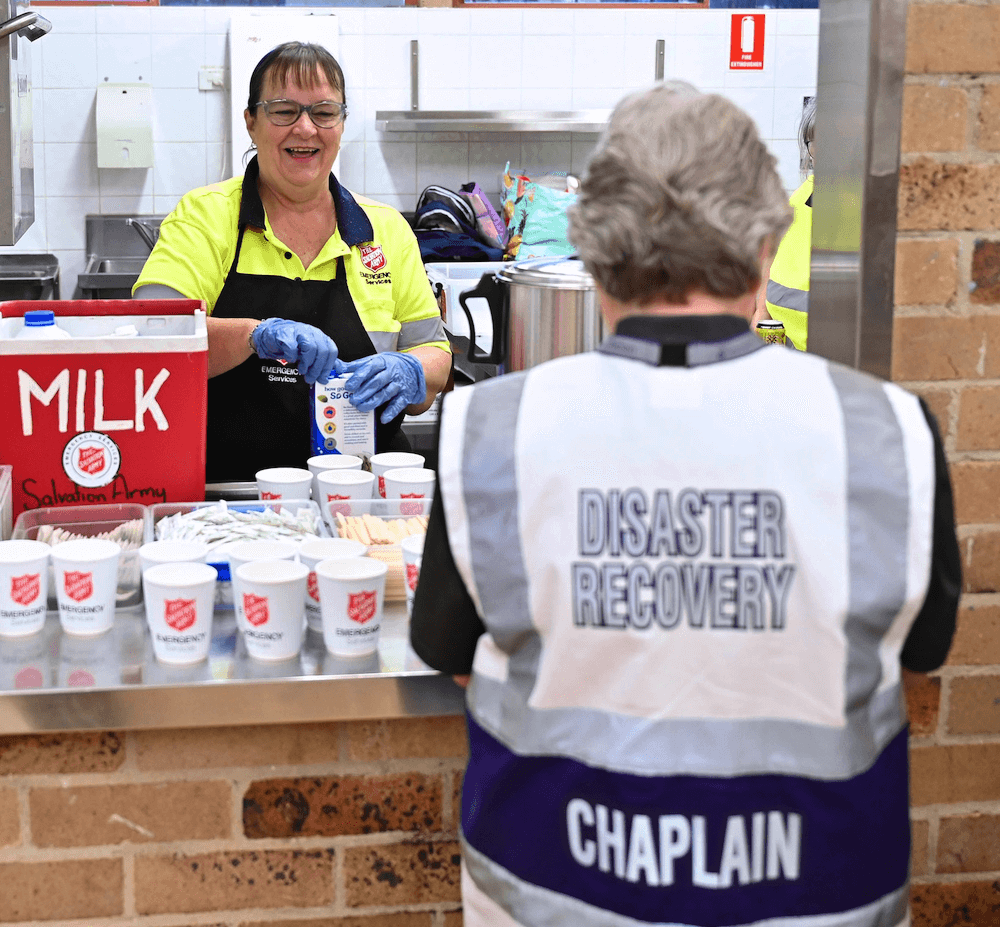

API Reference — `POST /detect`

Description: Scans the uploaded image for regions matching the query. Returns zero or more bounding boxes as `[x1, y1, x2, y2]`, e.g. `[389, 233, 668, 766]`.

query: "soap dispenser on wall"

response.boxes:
[96, 83, 153, 169]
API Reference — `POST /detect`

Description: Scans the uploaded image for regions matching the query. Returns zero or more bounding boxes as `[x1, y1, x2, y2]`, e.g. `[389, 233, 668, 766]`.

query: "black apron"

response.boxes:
[206, 168, 409, 483]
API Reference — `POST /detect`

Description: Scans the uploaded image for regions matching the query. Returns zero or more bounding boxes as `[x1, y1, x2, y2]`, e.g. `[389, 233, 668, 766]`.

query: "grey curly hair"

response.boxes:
[568, 84, 792, 306]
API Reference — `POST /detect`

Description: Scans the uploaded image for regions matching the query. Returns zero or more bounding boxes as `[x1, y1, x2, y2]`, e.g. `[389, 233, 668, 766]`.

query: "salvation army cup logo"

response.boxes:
[400, 492, 424, 517]
[164, 598, 196, 632]
[10, 573, 40, 606]
[405, 562, 419, 593]
[360, 244, 386, 272]
[64, 570, 93, 602]
[261, 491, 281, 501]
[327, 493, 351, 517]
[348, 590, 377, 624]
[243, 593, 270, 627]
[308, 571, 320, 602]
[378, 475, 386, 498]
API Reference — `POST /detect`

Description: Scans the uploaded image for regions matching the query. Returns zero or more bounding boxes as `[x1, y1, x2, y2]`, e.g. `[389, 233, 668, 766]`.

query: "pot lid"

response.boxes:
[496, 256, 596, 290]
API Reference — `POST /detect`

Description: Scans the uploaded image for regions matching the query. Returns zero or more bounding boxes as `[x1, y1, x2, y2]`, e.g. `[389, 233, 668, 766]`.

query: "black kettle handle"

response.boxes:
[458, 271, 505, 366]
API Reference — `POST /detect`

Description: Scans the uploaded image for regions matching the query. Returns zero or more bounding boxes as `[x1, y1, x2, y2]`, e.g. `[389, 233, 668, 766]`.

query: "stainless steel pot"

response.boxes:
[458, 257, 603, 373]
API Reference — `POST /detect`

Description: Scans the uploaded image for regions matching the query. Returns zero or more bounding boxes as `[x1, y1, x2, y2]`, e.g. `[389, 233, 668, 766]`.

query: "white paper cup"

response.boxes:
[143, 562, 217, 665]
[315, 557, 388, 657]
[307, 454, 364, 502]
[57, 629, 118, 687]
[256, 467, 314, 501]
[316, 470, 377, 525]
[298, 537, 367, 632]
[382, 468, 436, 514]
[400, 533, 426, 619]
[0, 539, 51, 637]
[371, 452, 425, 498]
[227, 540, 298, 630]
[235, 559, 309, 661]
[50, 539, 121, 636]
[0, 632, 49, 689]
[139, 540, 209, 601]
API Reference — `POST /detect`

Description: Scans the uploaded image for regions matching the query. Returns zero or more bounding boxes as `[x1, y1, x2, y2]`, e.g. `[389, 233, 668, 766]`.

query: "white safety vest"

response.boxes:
[438, 332, 934, 927]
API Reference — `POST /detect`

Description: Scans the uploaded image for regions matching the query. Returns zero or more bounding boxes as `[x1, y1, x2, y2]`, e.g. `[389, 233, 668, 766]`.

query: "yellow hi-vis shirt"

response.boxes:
[765, 175, 812, 351]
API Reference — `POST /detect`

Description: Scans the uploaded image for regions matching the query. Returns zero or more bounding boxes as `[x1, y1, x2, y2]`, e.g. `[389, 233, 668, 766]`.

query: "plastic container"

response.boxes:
[324, 497, 431, 603]
[0, 465, 11, 541]
[147, 500, 327, 610]
[12, 502, 147, 609]
[424, 261, 504, 353]
[14, 309, 71, 340]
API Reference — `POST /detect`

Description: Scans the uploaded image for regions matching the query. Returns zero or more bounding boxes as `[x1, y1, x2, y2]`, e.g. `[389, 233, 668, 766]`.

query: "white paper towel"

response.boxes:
[229, 12, 340, 179]
[96, 83, 153, 169]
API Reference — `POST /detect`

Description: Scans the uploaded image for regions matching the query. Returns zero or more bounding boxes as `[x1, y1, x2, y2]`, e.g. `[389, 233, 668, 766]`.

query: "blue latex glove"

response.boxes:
[339, 352, 427, 424]
[251, 318, 339, 385]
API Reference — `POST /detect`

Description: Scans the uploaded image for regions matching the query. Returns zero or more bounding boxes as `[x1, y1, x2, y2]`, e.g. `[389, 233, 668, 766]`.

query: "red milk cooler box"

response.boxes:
[0, 299, 208, 520]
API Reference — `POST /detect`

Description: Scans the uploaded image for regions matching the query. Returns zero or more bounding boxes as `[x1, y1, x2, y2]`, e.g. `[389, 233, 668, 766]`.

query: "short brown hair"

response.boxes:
[247, 42, 346, 113]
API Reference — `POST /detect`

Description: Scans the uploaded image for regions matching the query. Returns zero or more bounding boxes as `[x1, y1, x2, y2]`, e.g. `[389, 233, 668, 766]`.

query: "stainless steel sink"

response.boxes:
[78, 254, 148, 298]
[78, 214, 164, 298]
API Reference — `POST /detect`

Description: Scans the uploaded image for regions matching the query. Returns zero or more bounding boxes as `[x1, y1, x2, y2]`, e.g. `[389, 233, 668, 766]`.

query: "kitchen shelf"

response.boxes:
[375, 109, 611, 133]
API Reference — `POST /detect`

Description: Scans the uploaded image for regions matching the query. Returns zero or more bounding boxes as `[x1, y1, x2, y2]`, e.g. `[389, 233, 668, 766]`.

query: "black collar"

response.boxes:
[238, 156, 375, 246]
[600, 315, 762, 367]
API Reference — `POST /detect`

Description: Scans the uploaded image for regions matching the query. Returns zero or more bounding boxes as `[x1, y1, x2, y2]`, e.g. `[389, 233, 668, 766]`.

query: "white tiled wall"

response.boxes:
[7, 5, 818, 298]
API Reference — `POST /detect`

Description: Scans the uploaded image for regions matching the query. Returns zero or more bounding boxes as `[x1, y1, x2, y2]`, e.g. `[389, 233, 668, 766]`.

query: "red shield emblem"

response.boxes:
[14, 667, 44, 689]
[400, 491, 425, 517]
[308, 571, 319, 602]
[348, 589, 377, 624]
[164, 598, 196, 632]
[378, 475, 386, 498]
[260, 491, 282, 501]
[327, 492, 351, 518]
[406, 562, 420, 592]
[243, 593, 269, 627]
[64, 571, 93, 602]
[77, 445, 105, 476]
[10, 573, 40, 606]
[67, 670, 95, 687]
[360, 244, 386, 272]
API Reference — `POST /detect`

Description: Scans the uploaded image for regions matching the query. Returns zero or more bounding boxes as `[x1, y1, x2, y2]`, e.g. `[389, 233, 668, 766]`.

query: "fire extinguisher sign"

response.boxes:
[730, 13, 765, 70]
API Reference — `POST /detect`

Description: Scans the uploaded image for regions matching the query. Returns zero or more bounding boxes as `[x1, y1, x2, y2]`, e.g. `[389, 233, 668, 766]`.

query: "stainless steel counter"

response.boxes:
[0, 601, 464, 734]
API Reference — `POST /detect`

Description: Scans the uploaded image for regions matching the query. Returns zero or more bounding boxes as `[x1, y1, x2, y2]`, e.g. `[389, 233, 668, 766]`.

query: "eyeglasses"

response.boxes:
[255, 99, 347, 128]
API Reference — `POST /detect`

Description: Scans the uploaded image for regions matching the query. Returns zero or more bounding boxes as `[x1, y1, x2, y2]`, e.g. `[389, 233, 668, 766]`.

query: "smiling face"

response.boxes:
[244, 67, 345, 202]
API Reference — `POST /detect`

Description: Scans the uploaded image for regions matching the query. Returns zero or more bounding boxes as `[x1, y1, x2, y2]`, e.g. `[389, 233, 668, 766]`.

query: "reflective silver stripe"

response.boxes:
[368, 330, 399, 353]
[399, 314, 447, 350]
[463, 375, 536, 652]
[462, 838, 910, 927]
[469, 673, 904, 779]
[828, 364, 910, 732]
[767, 279, 809, 314]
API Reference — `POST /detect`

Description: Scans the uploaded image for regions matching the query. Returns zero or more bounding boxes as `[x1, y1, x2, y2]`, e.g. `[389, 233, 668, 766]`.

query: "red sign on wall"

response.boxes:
[730, 14, 765, 70]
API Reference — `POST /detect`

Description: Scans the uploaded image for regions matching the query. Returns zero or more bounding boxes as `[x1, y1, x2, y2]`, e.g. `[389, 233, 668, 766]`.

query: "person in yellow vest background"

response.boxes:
[755, 98, 815, 351]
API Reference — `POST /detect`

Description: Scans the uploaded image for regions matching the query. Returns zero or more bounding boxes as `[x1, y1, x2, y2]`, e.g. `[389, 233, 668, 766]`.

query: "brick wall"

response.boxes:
[0, 719, 467, 926]
[897, 3, 1000, 924]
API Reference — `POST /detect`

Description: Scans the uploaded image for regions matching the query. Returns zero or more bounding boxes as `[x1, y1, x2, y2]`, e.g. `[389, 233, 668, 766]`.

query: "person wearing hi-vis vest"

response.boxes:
[134, 42, 451, 482]
[759, 98, 815, 350]
[410, 84, 960, 927]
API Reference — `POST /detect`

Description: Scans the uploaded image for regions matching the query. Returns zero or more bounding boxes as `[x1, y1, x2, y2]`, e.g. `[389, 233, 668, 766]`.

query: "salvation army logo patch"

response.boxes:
[348, 590, 377, 624]
[64, 570, 93, 602]
[77, 446, 105, 476]
[164, 598, 196, 632]
[62, 432, 121, 488]
[10, 573, 40, 606]
[243, 593, 269, 627]
[360, 244, 386, 272]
